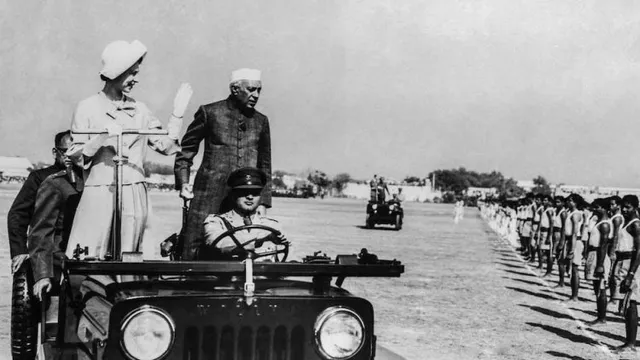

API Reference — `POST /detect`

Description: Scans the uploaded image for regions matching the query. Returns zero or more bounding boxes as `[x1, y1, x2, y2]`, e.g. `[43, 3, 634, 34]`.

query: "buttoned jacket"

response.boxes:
[28, 169, 83, 282]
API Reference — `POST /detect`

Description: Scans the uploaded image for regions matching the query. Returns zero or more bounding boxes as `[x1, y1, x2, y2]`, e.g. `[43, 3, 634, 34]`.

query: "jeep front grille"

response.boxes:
[183, 324, 306, 360]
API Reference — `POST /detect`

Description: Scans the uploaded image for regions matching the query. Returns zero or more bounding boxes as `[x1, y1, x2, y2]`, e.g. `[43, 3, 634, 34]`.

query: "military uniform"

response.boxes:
[7, 164, 64, 258]
[202, 211, 284, 261]
[612, 218, 640, 301]
[28, 169, 83, 283]
[198, 167, 284, 261]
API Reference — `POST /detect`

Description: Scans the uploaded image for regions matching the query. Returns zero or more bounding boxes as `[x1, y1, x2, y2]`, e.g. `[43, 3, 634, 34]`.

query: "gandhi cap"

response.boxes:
[227, 167, 267, 189]
[230, 68, 261, 83]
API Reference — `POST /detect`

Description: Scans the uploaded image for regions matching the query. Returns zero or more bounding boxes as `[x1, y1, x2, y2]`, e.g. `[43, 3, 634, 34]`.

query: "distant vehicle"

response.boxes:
[365, 201, 403, 230]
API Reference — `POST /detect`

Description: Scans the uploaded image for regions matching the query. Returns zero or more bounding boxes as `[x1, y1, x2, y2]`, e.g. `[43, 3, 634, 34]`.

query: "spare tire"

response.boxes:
[11, 261, 37, 360]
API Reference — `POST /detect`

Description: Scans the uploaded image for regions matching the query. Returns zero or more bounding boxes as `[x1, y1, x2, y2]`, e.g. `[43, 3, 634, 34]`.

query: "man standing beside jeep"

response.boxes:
[174, 69, 272, 260]
[7, 131, 74, 275]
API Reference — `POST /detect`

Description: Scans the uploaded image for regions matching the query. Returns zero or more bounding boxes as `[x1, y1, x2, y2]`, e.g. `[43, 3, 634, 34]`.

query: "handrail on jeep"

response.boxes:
[71, 128, 169, 261]
[64, 260, 404, 277]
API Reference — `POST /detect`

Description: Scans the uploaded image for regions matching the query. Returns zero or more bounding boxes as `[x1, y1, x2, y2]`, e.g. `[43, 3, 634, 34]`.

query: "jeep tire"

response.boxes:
[11, 263, 37, 360]
[366, 214, 374, 229]
[395, 214, 402, 231]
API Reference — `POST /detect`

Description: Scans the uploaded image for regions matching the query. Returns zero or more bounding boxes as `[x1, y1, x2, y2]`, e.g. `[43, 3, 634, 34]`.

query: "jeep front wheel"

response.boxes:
[366, 214, 374, 229]
[11, 263, 37, 360]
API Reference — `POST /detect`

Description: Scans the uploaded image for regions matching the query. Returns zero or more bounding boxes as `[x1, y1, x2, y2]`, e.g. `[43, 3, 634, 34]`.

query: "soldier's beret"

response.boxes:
[227, 167, 267, 189]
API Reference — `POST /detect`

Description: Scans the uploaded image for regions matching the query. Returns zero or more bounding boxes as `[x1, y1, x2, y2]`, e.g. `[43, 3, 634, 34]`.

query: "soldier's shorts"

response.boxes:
[539, 229, 551, 250]
[522, 222, 533, 238]
[612, 253, 635, 300]
[584, 248, 611, 282]
[530, 233, 538, 247]
[572, 240, 585, 266]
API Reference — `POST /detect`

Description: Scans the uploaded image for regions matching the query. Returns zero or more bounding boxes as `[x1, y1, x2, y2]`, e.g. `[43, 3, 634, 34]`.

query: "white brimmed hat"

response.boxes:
[230, 68, 261, 83]
[99, 40, 148, 80]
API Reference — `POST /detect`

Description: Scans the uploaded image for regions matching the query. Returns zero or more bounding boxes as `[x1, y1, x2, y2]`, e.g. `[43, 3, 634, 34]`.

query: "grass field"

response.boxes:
[0, 188, 636, 359]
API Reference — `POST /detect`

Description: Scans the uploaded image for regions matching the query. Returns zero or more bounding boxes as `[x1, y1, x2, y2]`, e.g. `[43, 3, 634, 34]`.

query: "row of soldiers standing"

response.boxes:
[482, 193, 640, 354]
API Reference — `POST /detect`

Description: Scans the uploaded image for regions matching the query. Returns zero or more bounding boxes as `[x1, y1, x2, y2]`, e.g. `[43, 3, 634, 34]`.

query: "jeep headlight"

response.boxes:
[372, 204, 378, 210]
[314, 307, 365, 359]
[120, 306, 175, 360]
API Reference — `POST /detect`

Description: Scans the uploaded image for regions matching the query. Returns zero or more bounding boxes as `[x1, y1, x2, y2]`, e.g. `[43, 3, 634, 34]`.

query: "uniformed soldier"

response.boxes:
[369, 174, 379, 202]
[583, 198, 611, 326]
[612, 195, 640, 354]
[201, 167, 288, 261]
[29, 154, 83, 300]
[7, 130, 73, 274]
[564, 193, 586, 302]
[608, 195, 625, 303]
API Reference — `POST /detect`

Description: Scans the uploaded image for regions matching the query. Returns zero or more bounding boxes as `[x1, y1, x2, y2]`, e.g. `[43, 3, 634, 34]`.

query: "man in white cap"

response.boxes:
[65, 39, 193, 260]
[174, 68, 272, 260]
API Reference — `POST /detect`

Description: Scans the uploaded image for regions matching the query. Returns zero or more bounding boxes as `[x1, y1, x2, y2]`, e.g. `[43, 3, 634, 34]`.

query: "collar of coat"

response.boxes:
[99, 91, 137, 119]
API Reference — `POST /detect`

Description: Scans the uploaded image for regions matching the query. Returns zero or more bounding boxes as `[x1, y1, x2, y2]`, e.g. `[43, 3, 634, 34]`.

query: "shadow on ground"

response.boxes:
[506, 286, 562, 301]
[502, 268, 537, 278]
[354, 225, 399, 231]
[569, 308, 624, 324]
[526, 322, 597, 346]
[503, 276, 543, 287]
[519, 304, 574, 321]
[495, 261, 527, 269]
[545, 350, 588, 360]
[586, 328, 625, 343]
[541, 289, 593, 303]
[496, 255, 522, 263]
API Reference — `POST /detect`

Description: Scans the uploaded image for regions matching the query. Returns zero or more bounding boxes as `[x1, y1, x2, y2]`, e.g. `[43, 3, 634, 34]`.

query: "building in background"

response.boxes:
[466, 187, 498, 199]
[516, 180, 535, 192]
[0, 156, 33, 180]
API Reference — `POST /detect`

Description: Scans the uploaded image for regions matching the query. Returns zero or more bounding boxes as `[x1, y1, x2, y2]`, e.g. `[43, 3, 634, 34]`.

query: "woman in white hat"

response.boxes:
[65, 39, 193, 260]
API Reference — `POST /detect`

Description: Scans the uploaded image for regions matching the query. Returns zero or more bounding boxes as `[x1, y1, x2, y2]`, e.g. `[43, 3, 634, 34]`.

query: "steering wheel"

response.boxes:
[209, 224, 289, 262]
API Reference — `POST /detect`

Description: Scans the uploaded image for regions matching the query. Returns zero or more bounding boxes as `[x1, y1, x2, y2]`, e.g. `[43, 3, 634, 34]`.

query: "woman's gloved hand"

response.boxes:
[168, 83, 193, 140]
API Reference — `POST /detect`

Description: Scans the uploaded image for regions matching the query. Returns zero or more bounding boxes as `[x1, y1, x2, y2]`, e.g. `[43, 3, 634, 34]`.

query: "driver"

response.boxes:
[200, 167, 288, 261]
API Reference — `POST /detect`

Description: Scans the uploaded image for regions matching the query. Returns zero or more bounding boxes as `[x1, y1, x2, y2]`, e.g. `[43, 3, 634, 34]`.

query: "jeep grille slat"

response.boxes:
[273, 325, 287, 360]
[239, 326, 253, 360]
[202, 326, 217, 359]
[186, 324, 304, 360]
[255, 326, 271, 360]
[184, 326, 200, 360]
[220, 325, 235, 359]
[290, 325, 305, 360]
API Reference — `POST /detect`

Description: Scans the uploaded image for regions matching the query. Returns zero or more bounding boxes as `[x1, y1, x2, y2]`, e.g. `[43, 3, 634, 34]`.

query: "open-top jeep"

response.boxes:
[12, 240, 406, 360]
[365, 201, 403, 231]
[11, 129, 407, 360]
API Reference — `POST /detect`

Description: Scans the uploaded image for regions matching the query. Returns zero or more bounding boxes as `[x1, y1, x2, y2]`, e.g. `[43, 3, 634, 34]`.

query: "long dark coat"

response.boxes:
[174, 96, 272, 260]
[28, 169, 83, 282]
[7, 164, 63, 258]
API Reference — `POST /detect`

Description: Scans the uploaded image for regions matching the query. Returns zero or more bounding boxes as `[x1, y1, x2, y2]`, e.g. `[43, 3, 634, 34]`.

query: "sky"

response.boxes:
[2, 0, 640, 187]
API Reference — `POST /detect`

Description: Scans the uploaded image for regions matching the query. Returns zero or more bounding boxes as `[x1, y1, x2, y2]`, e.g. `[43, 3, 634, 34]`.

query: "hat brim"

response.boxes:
[232, 185, 264, 189]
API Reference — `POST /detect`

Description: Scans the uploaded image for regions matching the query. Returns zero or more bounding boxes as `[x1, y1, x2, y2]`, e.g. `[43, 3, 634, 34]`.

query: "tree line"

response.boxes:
[428, 167, 552, 198]
[97, 162, 555, 200]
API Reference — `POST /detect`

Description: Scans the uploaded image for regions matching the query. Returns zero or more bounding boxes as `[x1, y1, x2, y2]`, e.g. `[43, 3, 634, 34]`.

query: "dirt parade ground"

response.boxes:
[1, 187, 640, 359]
